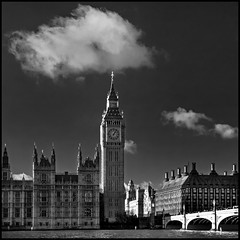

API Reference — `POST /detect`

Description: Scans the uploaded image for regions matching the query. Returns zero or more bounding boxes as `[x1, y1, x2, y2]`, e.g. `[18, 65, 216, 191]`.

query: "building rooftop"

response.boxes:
[12, 173, 33, 181]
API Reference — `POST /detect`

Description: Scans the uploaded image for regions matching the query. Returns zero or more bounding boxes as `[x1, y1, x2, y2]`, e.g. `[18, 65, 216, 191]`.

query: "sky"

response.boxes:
[2, 2, 238, 189]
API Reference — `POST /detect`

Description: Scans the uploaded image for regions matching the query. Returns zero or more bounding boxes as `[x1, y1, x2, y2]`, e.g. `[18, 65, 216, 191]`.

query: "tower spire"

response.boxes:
[51, 142, 56, 164]
[77, 143, 82, 168]
[111, 71, 114, 83]
[94, 144, 100, 164]
[108, 71, 118, 102]
[3, 143, 8, 157]
[33, 142, 38, 165]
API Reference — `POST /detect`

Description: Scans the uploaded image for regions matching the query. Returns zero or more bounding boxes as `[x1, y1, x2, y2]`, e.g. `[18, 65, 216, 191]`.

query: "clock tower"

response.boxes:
[100, 72, 125, 223]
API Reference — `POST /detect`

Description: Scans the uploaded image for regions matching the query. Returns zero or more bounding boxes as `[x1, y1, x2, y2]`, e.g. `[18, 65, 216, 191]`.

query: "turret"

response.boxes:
[51, 143, 56, 165]
[2, 144, 9, 168]
[164, 172, 169, 182]
[77, 143, 82, 169]
[33, 142, 38, 166]
[170, 170, 175, 180]
[209, 163, 218, 175]
[232, 164, 237, 175]
[2, 144, 11, 180]
[94, 144, 100, 165]
[183, 165, 188, 176]
[190, 162, 199, 175]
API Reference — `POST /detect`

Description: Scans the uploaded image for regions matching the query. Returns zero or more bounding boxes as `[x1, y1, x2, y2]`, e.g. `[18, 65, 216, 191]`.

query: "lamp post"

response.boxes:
[213, 199, 216, 231]
[162, 208, 165, 229]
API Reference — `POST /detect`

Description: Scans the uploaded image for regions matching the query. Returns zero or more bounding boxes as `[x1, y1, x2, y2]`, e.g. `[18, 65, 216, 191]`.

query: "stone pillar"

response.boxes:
[182, 205, 186, 230]
[10, 184, 13, 226]
[21, 183, 25, 226]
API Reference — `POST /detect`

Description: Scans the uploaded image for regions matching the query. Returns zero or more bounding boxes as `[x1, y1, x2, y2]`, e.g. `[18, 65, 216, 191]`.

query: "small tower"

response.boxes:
[77, 145, 100, 229]
[2, 144, 11, 180]
[51, 143, 56, 166]
[32, 144, 56, 230]
[77, 143, 82, 170]
[94, 144, 100, 166]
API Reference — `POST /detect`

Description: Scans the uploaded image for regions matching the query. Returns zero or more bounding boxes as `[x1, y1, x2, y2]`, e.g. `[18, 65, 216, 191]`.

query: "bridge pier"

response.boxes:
[182, 215, 186, 230]
[211, 222, 217, 231]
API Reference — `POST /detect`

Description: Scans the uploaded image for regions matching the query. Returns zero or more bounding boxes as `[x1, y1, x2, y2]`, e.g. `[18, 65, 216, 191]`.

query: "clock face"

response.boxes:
[108, 128, 120, 140]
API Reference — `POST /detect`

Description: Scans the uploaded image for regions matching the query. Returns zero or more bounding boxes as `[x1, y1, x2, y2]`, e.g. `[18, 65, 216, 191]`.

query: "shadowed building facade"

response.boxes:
[2, 144, 100, 230]
[155, 162, 239, 216]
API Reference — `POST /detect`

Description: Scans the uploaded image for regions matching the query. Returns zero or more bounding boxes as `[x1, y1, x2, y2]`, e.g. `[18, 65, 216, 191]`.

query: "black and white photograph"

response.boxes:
[2, 2, 238, 238]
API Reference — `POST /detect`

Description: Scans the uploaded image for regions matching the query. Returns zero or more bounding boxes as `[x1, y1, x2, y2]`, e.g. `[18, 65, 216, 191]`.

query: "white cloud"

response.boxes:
[8, 4, 156, 80]
[162, 107, 212, 135]
[214, 124, 238, 139]
[162, 107, 238, 140]
[124, 139, 137, 154]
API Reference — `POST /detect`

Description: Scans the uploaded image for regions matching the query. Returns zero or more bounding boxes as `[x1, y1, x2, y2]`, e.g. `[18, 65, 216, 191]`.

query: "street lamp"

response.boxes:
[213, 199, 216, 231]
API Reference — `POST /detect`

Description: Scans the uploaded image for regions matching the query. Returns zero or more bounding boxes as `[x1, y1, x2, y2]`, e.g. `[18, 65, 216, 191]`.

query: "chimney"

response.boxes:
[183, 165, 188, 176]
[211, 163, 215, 171]
[177, 168, 181, 178]
[232, 164, 237, 174]
[164, 172, 169, 182]
[170, 170, 175, 180]
[192, 162, 196, 171]
[224, 171, 227, 176]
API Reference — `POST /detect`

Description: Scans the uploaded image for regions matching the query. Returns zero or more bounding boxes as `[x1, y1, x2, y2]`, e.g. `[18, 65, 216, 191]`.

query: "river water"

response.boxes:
[2, 229, 238, 238]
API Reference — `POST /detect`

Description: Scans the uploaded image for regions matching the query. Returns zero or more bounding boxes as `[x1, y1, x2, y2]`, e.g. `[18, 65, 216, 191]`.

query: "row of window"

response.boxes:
[107, 150, 120, 162]
[109, 198, 119, 207]
[2, 208, 32, 218]
[184, 187, 237, 193]
[2, 191, 32, 203]
[108, 179, 120, 192]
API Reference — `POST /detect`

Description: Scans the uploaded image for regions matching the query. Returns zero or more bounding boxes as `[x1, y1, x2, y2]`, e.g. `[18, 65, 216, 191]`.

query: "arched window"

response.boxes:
[85, 191, 92, 202]
[86, 174, 92, 183]
[84, 208, 92, 217]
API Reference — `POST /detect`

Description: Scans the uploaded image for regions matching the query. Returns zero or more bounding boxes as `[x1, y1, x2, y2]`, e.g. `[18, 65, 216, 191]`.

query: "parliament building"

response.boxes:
[2, 73, 125, 230]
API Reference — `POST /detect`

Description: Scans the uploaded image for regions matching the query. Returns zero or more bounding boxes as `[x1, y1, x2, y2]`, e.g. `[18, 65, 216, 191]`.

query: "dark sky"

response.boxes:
[2, 2, 238, 189]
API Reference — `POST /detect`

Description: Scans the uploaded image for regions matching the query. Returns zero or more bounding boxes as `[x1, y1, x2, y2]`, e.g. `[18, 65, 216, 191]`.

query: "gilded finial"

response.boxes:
[111, 71, 114, 82]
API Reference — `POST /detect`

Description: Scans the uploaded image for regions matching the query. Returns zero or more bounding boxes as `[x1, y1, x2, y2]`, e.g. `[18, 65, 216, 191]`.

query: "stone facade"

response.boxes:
[155, 162, 239, 216]
[2, 144, 100, 230]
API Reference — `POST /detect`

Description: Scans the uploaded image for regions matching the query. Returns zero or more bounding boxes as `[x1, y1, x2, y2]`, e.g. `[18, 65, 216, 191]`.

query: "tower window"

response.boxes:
[84, 208, 92, 217]
[3, 192, 8, 203]
[84, 191, 92, 202]
[3, 172, 8, 180]
[15, 208, 20, 218]
[3, 208, 8, 218]
[27, 208, 32, 218]
[41, 173, 47, 183]
[86, 174, 92, 183]
[41, 210, 47, 217]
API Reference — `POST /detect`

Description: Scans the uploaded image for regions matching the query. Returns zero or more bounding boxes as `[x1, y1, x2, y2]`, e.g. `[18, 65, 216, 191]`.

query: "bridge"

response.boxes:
[164, 208, 238, 231]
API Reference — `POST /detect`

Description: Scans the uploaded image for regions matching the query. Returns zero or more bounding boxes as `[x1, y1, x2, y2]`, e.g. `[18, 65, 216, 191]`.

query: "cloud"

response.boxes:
[214, 124, 238, 139]
[7, 4, 156, 81]
[162, 107, 238, 139]
[124, 139, 137, 154]
[162, 107, 212, 135]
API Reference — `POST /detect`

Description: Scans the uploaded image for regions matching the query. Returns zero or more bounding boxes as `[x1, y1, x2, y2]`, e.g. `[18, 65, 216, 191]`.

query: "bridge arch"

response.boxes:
[217, 215, 238, 231]
[187, 218, 212, 230]
[166, 220, 182, 229]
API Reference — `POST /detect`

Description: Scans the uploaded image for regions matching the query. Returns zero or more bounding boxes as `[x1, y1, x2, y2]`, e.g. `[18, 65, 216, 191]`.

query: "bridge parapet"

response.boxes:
[166, 208, 238, 231]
